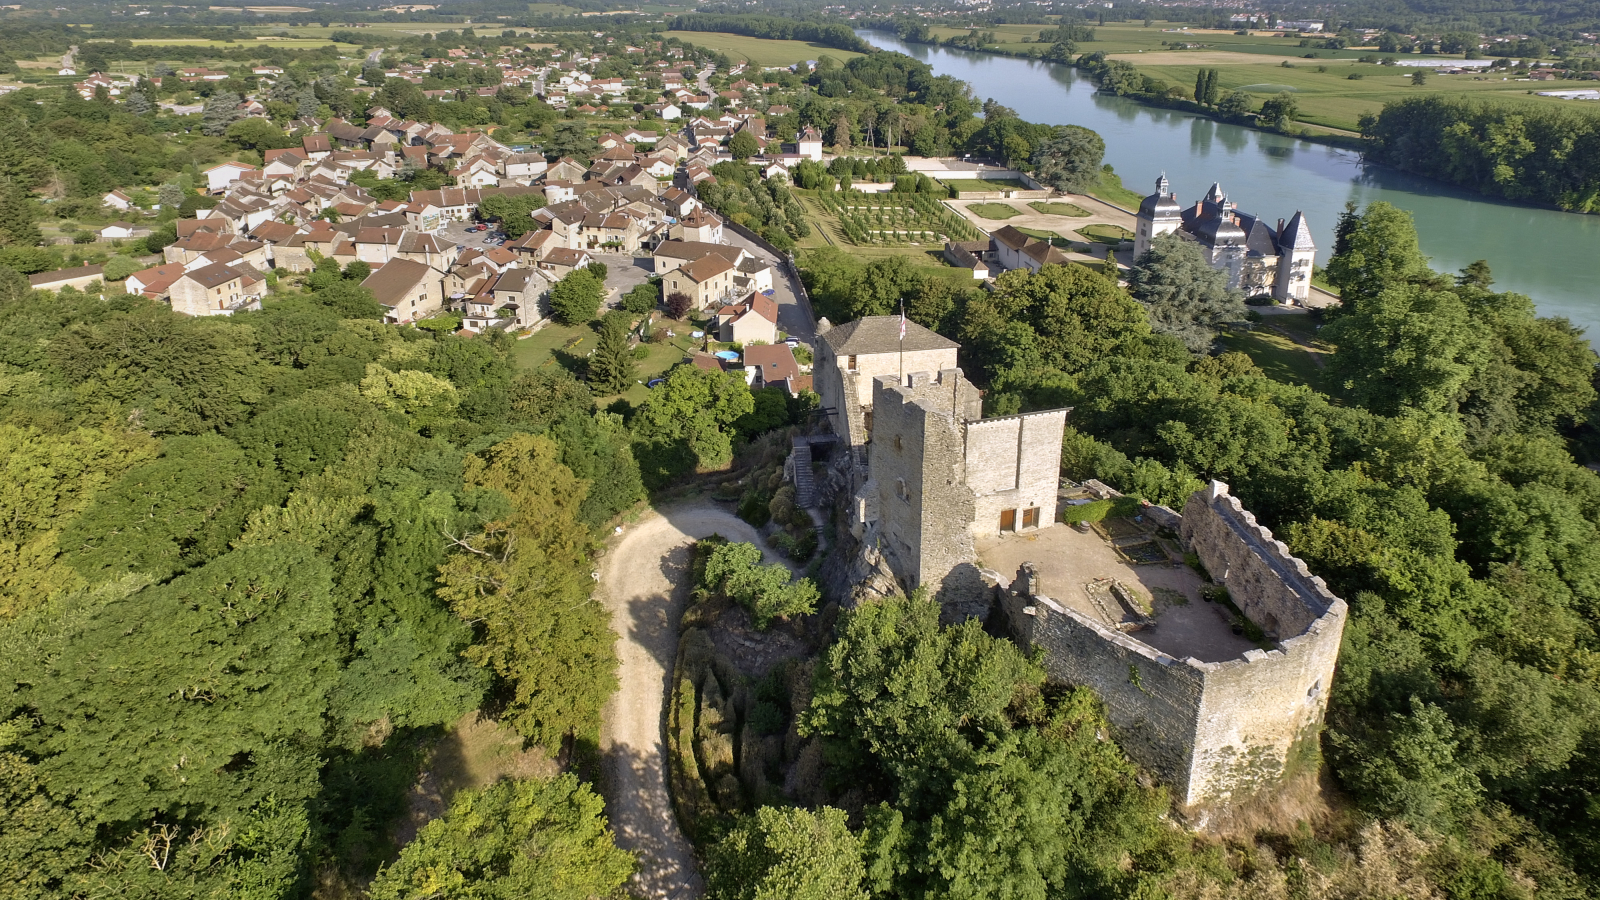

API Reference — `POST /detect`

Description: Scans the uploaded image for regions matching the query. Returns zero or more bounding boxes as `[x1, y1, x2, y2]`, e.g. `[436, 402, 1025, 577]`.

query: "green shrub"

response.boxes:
[701, 541, 819, 628]
[737, 487, 771, 527]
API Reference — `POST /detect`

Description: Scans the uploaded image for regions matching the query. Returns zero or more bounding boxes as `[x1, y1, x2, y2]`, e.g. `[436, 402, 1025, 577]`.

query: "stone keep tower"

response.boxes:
[857, 369, 1067, 610]
[1135, 173, 1183, 258]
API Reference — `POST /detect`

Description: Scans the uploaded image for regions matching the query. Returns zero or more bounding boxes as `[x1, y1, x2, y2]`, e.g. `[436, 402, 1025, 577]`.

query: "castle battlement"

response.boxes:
[1001, 480, 1346, 811]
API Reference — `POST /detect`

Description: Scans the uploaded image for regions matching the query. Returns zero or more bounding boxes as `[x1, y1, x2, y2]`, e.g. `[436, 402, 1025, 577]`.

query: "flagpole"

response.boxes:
[898, 298, 905, 385]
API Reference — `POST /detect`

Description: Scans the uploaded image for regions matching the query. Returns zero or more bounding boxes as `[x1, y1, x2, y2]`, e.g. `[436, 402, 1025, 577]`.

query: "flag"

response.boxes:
[899, 307, 906, 341]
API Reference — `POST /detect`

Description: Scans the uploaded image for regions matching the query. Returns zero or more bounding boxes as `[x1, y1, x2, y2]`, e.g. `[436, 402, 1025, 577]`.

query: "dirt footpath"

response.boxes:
[596, 502, 784, 900]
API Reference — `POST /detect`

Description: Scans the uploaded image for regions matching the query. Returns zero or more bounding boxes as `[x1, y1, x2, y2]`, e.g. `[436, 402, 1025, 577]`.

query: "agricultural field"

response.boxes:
[107, 37, 360, 50]
[808, 191, 983, 247]
[909, 21, 1582, 133]
[1127, 59, 1577, 131]
[659, 31, 865, 66]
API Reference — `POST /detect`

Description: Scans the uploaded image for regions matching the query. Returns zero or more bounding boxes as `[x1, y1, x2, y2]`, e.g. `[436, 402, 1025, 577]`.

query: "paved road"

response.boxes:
[721, 229, 815, 344]
[596, 503, 787, 900]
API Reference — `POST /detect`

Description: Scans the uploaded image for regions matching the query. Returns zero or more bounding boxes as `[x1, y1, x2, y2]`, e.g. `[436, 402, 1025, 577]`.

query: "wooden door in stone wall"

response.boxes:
[1000, 509, 1016, 532]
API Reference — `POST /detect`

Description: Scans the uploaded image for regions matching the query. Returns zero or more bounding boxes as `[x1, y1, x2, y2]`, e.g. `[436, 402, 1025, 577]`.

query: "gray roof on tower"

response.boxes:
[1138, 173, 1182, 219]
[1278, 211, 1315, 251]
[820, 315, 959, 355]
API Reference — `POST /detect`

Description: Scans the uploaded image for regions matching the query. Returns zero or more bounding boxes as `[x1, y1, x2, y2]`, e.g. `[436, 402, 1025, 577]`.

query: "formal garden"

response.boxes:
[809, 190, 985, 246]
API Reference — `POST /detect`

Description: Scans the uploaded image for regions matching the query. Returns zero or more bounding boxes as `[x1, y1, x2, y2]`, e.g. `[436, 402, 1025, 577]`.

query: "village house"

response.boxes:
[28, 264, 105, 293]
[663, 253, 737, 311]
[716, 291, 780, 345]
[743, 343, 802, 394]
[168, 262, 264, 317]
[360, 258, 446, 324]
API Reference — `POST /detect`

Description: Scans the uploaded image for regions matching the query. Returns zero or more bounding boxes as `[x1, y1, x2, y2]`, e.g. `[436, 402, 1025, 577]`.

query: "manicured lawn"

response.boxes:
[1087, 170, 1145, 211]
[1076, 223, 1135, 244]
[659, 31, 865, 66]
[509, 314, 713, 407]
[1028, 201, 1091, 217]
[967, 202, 1022, 220]
[938, 178, 1028, 192]
[509, 321, 590, 371]
[1219, 325, 1327, 389]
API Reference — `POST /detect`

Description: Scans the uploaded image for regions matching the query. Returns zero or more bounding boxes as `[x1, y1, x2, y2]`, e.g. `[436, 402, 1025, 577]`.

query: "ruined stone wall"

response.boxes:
[1002, 482, 1347, 811]
[1180, 482, 1341, 641]
[813, 339, 863, 448]
[965, 409, 1068, 536]
[1002, 586, 1205, 790]
[1179, 481, 1346, 806]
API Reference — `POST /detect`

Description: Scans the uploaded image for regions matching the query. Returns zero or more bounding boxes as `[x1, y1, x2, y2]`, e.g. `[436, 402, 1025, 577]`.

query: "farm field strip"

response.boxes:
[658, 31, 865, 66]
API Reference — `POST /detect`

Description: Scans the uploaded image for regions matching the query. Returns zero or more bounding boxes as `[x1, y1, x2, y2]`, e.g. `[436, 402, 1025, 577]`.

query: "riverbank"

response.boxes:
[857, 28, 1600, 341]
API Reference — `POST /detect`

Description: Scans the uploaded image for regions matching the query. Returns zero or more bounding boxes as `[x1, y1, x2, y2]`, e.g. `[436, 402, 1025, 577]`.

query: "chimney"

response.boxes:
[1278, 218, 1285, 233]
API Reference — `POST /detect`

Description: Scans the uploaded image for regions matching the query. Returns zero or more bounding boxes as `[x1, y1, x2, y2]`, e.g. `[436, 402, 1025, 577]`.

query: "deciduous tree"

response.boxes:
[1031, 125, 1106, 195]
[368, 775, 633, 900]
[436, 434, 617, 747]
[549, 268, 604, 325]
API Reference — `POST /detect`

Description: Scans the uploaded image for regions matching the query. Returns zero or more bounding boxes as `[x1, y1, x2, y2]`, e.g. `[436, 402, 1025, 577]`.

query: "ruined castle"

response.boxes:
[1001, 483, 1347, 810]
[814, 316, 1066, 610]
[809, 317, 1346, 811]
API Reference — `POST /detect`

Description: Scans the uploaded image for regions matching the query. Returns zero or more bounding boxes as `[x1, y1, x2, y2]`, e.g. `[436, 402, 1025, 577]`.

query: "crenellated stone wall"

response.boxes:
[1000, 481, 1347, 811]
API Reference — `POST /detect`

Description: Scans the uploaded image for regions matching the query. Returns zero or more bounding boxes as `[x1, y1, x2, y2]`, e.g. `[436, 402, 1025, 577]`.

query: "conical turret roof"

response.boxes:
[1277, 210, 1315, 251]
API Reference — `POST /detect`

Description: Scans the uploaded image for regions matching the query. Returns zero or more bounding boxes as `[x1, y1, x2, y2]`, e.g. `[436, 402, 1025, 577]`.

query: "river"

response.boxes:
[859, 30, 1600, 335]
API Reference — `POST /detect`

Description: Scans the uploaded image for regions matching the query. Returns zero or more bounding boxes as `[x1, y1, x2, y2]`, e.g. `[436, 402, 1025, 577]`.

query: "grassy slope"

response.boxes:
[509, 316, 714, 408]
[1219, 325, 1327, 389]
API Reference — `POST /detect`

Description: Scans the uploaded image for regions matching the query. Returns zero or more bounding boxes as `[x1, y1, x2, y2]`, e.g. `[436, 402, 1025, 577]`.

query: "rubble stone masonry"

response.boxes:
[1002, 481, 1346, 810]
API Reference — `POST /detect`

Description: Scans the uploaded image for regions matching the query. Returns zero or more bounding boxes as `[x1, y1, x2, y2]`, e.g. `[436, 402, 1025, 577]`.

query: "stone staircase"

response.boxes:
[791, 439, 817, 508]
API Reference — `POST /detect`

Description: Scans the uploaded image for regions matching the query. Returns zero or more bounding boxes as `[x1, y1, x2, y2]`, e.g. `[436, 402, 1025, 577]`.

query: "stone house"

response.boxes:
[814, 316, 960, 449]
[651, 239, 743, 275]
[359, 258, 446, 324]
[538, 247, 593, 279]
[169, 262, 264, 316]
[662, 253, 736, 310]
[669, 208, 723, 244]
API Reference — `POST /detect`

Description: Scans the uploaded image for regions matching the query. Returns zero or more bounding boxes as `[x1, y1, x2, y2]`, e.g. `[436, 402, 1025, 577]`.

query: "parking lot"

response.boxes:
[435, 219, 502, 250]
